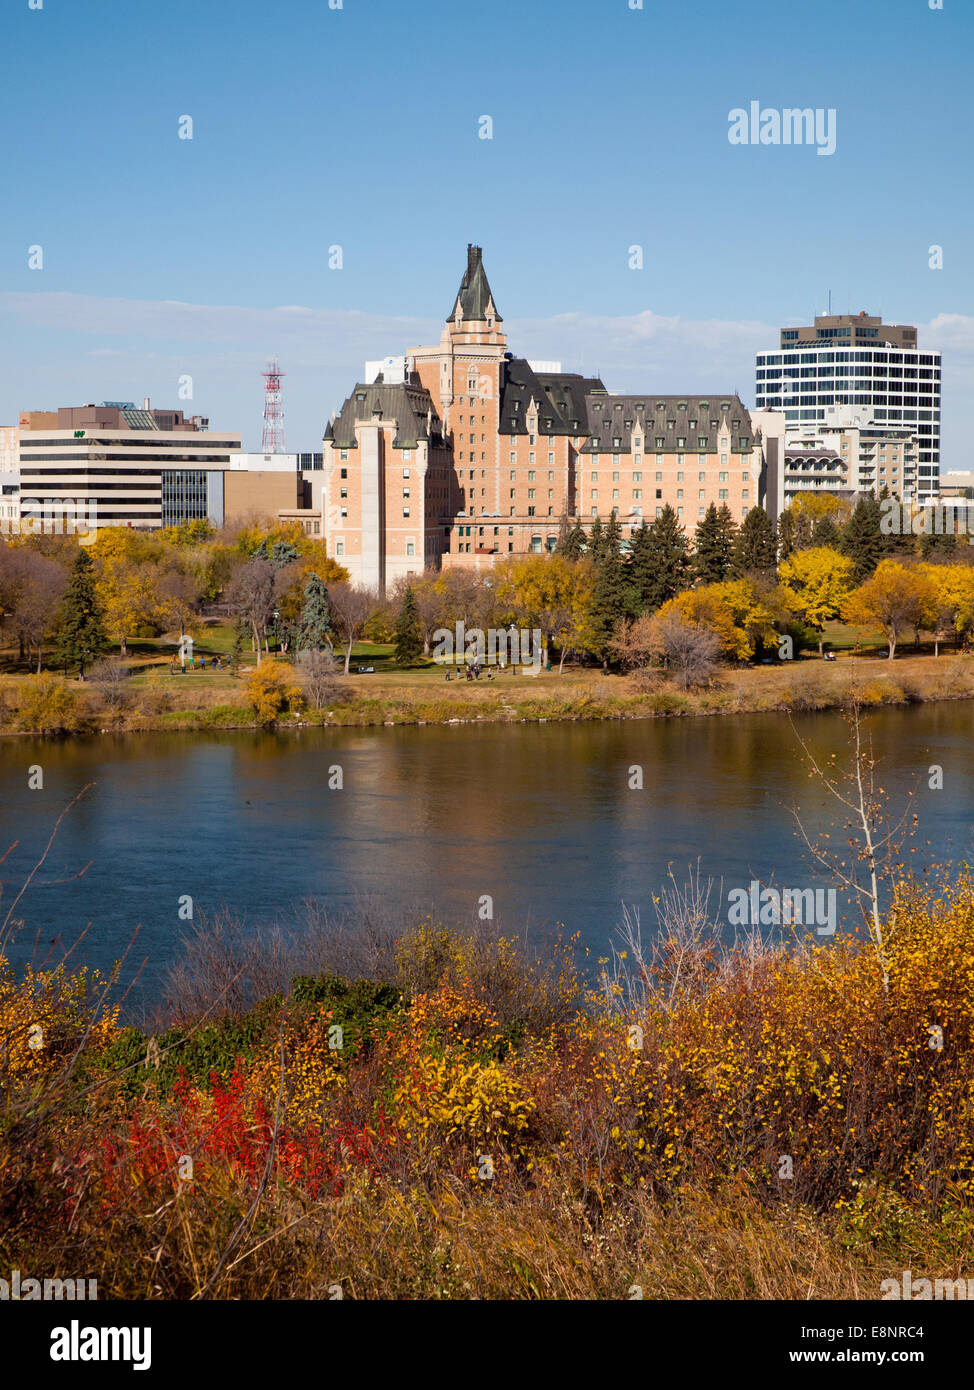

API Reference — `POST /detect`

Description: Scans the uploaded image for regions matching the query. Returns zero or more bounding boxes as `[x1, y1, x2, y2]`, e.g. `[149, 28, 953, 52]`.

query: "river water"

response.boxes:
[1, 703, 972, 1008]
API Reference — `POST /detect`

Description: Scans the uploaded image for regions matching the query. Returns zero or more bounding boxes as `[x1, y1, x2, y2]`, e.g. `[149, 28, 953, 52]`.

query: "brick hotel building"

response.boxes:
[323, 246, 774, 594]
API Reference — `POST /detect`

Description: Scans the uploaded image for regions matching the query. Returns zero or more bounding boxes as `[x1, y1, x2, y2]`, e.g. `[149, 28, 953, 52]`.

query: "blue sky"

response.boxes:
[1, 0, 970, 458]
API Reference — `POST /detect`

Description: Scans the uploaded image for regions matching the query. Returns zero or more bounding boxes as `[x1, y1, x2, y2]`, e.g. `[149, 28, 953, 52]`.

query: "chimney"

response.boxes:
[143, 397, 150, 410]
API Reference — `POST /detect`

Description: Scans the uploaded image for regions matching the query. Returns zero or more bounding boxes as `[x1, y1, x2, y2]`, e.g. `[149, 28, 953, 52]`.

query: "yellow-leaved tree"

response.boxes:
[778, 546, 855, 654]
[659, 578, 780, 662]
[841, 560, 937, 659]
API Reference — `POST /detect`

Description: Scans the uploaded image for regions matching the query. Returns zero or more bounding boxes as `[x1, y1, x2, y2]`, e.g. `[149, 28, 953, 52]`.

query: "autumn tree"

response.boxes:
[328, 583, 377, 675]
[842, 560, 933, 659]
[778, 547, 855, 654]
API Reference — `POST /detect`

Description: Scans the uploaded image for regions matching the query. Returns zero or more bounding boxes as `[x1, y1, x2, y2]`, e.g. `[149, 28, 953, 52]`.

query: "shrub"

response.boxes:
[14, 674, 85, 734]
[245, 659, 301, 724]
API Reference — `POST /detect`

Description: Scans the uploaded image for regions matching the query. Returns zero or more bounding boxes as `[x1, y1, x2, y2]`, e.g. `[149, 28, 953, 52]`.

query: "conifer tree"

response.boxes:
[53, 548, 106, 679]
[630, 505, 690, 613]
[842, 494, 885, 583]
[776, 508, 795, 562]
[393, 585, 423, 665]
[693, 503, 735, 584]
[555, 514, 586, 559]
[732, 506, 777, 577]
[296, 572, 333, 651]
[586, 514, 607, 564]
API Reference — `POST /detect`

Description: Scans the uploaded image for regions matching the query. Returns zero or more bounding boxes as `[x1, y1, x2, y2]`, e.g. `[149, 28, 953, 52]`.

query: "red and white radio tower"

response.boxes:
[260, 357, 286, 452]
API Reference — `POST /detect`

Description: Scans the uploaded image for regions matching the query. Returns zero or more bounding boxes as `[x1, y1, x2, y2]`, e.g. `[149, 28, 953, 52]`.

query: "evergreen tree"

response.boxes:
[393, 586, 423, 665]
[841, 494, 885, 582]
[693, 503, 735, 584]
[732, 506, 777, 577]
[792, 509, 814, 550]
[811, 515, 841, 549]
[53, 548, 106, 679]
[776, 508, 795, 562]
[630, 505, 690, 612]
[254, 538, 300, 569]
[555, 514, 586, 559]
[589, 524, 629, 669]
[586, 514, 607, 564]
[296, 572, 333, 650]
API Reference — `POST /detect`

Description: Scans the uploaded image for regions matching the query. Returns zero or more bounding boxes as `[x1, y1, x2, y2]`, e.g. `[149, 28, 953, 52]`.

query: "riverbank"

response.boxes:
[2, 650, 973, 735]
[3, 878, 973, 1299]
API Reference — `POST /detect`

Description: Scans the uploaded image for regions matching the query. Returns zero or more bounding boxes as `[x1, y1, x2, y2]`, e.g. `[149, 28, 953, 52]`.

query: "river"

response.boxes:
[1, 703, 972, 1010]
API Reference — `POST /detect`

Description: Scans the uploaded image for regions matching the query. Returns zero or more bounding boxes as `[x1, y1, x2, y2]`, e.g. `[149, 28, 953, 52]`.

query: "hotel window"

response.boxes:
[529, 435, 535, 446]
[656, 507, 662, 517]
[406, 540, 415, 557]
[529, 452, 535, 465]
[677, 454, 685, 466]
[677, 471, 684, 481]
[698, 437, 707, 448]
[612, 489, 619, 500]
[591, 489, 598, 499]
[335, 541, 345, 556]
[548, 489, 553, 499]
[340, 468, 347, 479]
[340, 450, 348, 461]
[510, 469, 516, 480]
[657, 454, 663, 466]
[510, 489, 515, 499]
[403, 488, 410, 498]
[612, 471, 619, 482]
[718, 490, 728, 500]
[509, 452, 516, 464]
[677, 506, 684, 518]
[742, 489, 749, 500]
[340, 506, 348, 517]
[591, 506, 598, 517]
[698, 454, 707, 465]
[633, 489, 642, 500]
[634, 453, 642, 465]
[721, 454, 728, 466]
[548, 470, 553, 481]
[591, 471, 598, 482]
[402, 449, 411, 460]
[656, 437, 665, 448]
[528, 506, 536, 516]
[612, 454, 620, 466]
[528, 470, 535, 481]
[676, 489, 683, 499]
[698, 471, 706, 482]
[548, 452, 554, 465]
[528, 489, 536, 499]
[655, 471, 662, 482]
[403, 467, 410, 478]
[698, 490, 705, 500]
[677, 437, 685, 448]
[633, 471, 642, 482]
[340, 488, 347, 499]
[656, 488, 662, 499]
[719, 472, 728, 482]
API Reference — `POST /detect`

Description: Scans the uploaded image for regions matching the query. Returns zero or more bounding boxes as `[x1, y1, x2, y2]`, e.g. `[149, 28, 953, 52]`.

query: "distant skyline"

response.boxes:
[1, 0, 970, 464]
